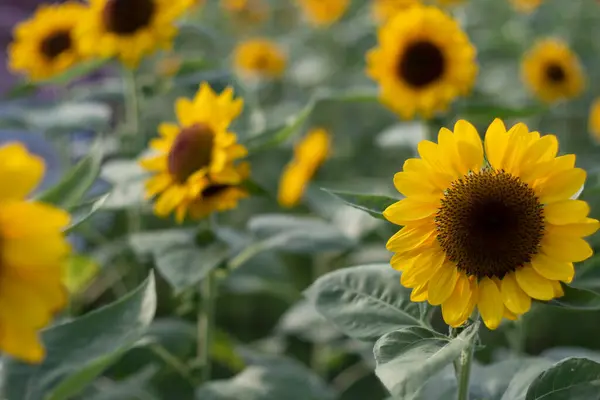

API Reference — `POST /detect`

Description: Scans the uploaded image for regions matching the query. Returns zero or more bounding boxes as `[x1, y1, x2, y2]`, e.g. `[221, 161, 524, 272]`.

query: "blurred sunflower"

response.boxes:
[384, 119, 598, 330]
[366, 6, 477, 119]
[521, 39, 585, 104]
[510, 0, 543, 13]
[233, 38, 287, 79]
[278, 128, 330, 208]
[0, 143, 71, 362]
[140, 83, 249, 222]
[76, 0, 192, 67]
[296, 0, 350, 26]
[8, 2, 87, 81]
[371, 0, 419, 22]
[589, 98, 600, 143]
[221, 0, 269, 25]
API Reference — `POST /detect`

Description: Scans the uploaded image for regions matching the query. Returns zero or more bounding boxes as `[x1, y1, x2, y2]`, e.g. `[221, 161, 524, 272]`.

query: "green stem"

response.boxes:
[456, 342, 474, 400]
[198, 272, 217, 383]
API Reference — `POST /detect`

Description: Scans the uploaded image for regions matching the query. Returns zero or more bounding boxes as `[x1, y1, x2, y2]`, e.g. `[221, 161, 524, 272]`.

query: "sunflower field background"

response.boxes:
[3, 0, 600, 399]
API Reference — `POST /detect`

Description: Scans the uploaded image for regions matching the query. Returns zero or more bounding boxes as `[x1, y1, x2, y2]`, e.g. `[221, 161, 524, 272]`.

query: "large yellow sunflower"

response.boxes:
[366, 6, 477, 119]
[0, 143, 71, 362]
[384, 119, 599, 330]
[510, 0, 543, 13]
[233, 38, 287, 79]
[8, 2, 87, 81]
[371, 0, 420, 22]
[521, 39, 585, 104]
[278, 128, 331, 208]
[140, 83, 249, 222]
[296, 0, 350, 26]
[76, 0, 192, 67]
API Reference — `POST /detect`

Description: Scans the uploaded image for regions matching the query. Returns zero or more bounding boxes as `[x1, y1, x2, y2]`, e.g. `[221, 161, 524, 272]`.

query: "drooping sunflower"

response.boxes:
[278, 128, 331, 208]
[371, 0, 420, 22]
[296, 0, 350, 26]
[521, 39, 585, 104]
[140, 83, 249, 222]
[8, 2, 88, 81]
[510, 0, 543, 13]
[76, 0, 192, 67]
[588, 98, 600, 143]
[366, 6, 477, 119]
[0, 143, 71, 362]
[384, 119, 599, 330]
[233, 38, 287, 79]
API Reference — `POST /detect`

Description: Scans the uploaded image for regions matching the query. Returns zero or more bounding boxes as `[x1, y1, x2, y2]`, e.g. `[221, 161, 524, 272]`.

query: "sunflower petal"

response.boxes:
[427, 262, 459, 305]
[544, 200, 590, 225]
[515, 265, 555, 300]
[383, 198, 439, 225]
[500, 272, 531, 315]
[541, 234, 593, 262]
[531, 253, 574, 283]
[478, 277, 504, 330]
[441, 273, 475, 327]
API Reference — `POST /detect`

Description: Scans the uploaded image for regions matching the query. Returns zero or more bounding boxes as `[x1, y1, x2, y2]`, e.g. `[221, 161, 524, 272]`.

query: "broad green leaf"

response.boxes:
[276, 299, 341, 343]
[195, 356, 336, 400]
[85, 366, 159, 400]
[460, 103, 545, 119]
[129, 229, 195, 259]
[547, 284, 600, 310]
[374, 323, 479, 398]
[1, 272, 156, 400]
[244, 88, 378, 152]
[37, 146, 103, 209]
[304, 264, 425, 341]
[153, 240, 230, 294]
[499, 359, 554, 400]
[62, 254, 100, 295]
[247, 214, 354, 254]
[322, 188, 399, 219]
[526, 358, 600, 400]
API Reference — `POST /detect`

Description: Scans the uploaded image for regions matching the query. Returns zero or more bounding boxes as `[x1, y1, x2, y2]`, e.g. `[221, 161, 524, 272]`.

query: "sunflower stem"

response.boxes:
[198, 271, 217, 383]
[456, 341, 474, 400]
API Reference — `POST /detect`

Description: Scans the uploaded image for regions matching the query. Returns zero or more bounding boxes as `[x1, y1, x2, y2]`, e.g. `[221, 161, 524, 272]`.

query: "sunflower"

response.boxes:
[8, 2, 87, 81]
[278, 128, 331, 208]
[589, 98, 600, 143]
[384, 119, 599, 330]
[366, 6, 477, 119]
[233, 38, 286, 79]
[76, 0, 192, 67]
[371, 0, 420, 22]
[0, 143, 71, 362]
[220, 0, 269, 25]
[296, 0, 350, 26]
[521, 39, 585, 104]
[140, 83, 249, 222]
[510, 0, 543, 13]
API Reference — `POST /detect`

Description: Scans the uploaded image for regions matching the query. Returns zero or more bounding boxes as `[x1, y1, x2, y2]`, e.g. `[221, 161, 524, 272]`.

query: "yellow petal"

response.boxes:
[400, 247, 445, 288]
[158, 123, 180, 139]
[478, 277, 504, 330]
[515, 265, 555, 300]
[175, 98, 196, 126]
[546, 219, 600, 238]
[531, 253, 574, 283]
[522, 155, 576, 185]
[454, 120, 483, 168]
[0, 320, 45, 363]
[383, 198, 439, 225]
[441, 273, 475, 327]
[537, 168, 586, 204]
[410, 283, 428, 302]
[390, 252, 418, 272]
[0, 143, 44, 201]
[500, 272, 531, 315]
[541, 234, 593, 262]
[139, 155, 167, 172]
[504, 308, 518, 321]
[393, 172, 442, 200]
[484, 119, 508, 171]
[0, 202, 70, 237]
[551, 280, 565, 297]
[2, 235, 70, 268]
[544, 200, 590, 225]
[427, 262, 459, 305]
[386, 224, 436, 253]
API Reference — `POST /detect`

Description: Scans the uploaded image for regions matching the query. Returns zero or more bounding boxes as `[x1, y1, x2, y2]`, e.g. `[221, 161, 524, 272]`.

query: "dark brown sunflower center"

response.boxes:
[545, 63, 566, 83]
[40, 30, 72, 60]
[168, 124, 214, 183]
[202, 184, 230, 199]
[435, 170, 544, 279]
[397, 41, 445, 88]
[102, 0, 155, 35]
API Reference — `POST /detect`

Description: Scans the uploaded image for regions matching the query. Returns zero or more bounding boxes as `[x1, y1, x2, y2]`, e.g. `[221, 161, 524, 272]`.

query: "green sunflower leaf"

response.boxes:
[321, 188, 399, 220]
[525, 357, 600, 400]
[1, 272, 156, 400]
[304, 264, 427, 341]
[374, 323, 479, 398]
[44, 59, 109, 86]
[244, 88, 378, 152]
[546, 284, 600, 310]
[459, 103, 546, 119]
[37, 144, 103, 210]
